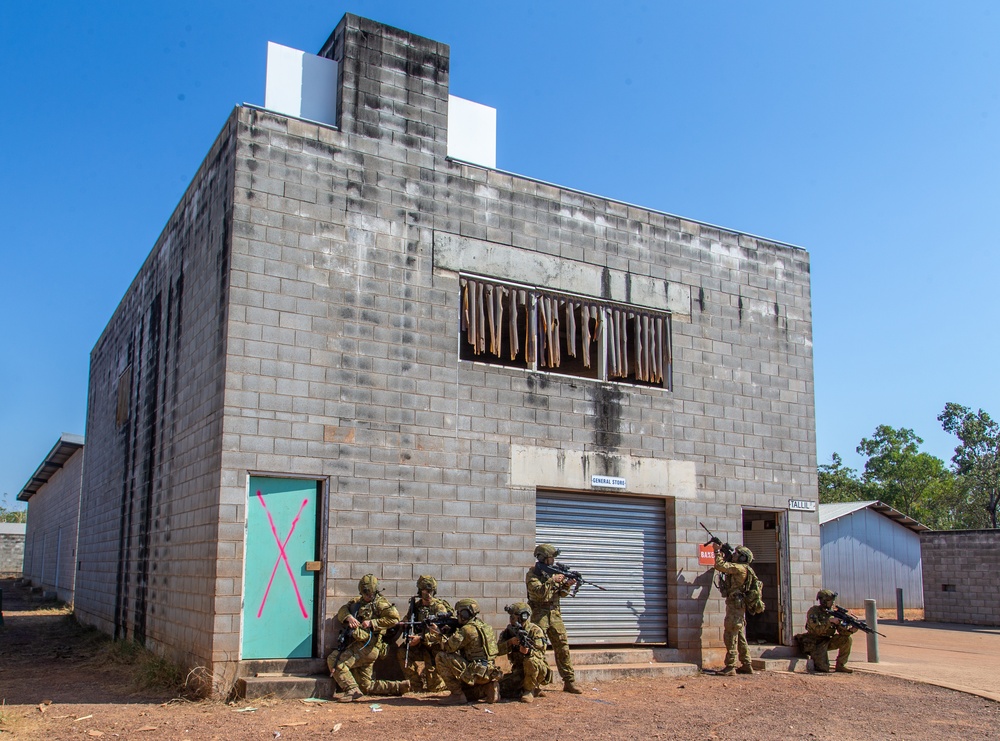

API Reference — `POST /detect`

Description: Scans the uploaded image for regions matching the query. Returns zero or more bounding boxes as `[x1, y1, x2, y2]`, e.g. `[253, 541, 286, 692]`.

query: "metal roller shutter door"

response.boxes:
[535, 491, 668, 644]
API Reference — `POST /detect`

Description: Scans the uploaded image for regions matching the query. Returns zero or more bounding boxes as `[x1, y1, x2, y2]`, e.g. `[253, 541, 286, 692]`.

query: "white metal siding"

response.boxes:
[536, 491, 667, 644]
[820, 508, 924, 609]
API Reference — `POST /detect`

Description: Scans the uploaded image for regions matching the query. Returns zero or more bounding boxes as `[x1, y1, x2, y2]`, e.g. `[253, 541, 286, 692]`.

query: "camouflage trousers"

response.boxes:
[328, 640, 407, 696]
[499, 654, 552, 698]
[531, 607, 574, 683]
[398, 643, 445, 691]
[806, 633, 853, 671]
[723, 599, 751, 669]
[434, 651, 502, 692]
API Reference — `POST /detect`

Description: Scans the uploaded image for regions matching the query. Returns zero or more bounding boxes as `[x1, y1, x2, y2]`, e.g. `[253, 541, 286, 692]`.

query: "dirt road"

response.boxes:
[1, 580, 997, 740]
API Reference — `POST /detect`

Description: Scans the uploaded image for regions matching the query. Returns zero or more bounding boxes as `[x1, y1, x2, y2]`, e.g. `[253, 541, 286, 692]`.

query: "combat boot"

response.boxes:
[338, 688, 364, 703]
[718, 666, 736, 676]
[485, 680, 500, 704]
[439, 690, 467, 705]
[533, 687, 546, 698]
[563, 680, 583, 694]
[737, 664, 754, 675]
[520, 690, 534, 703]
[396, 680, 412, 695]
[835, 664, 853, 673]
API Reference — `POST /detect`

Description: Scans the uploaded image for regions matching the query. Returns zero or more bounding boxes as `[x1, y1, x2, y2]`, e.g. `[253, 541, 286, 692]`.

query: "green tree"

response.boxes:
[818, 453, 868, 503]
[938, 403, 1000, 529]
[856, 425, 954, 523]
[0, 493, 27, 524]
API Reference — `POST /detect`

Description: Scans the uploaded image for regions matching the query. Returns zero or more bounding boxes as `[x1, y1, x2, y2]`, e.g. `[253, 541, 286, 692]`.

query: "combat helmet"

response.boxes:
[734, 545, 754, 564]
[454, 598, 480, 623]
[358, 574, 379, 596]
[416, 574, 438, 594]
[534, 543, 560, 561]
[817, 589, 837, 603]
[504, 602, 531, 623]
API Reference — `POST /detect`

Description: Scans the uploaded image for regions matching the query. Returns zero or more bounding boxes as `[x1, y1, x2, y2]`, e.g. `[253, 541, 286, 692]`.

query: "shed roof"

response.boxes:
[17, 433, 84, 502]
[819, 500, 930, 533]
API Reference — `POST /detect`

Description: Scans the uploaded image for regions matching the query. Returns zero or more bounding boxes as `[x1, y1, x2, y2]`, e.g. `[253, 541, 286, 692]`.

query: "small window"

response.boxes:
[459, 275, 672, 390]
[116, 365, 131, 426]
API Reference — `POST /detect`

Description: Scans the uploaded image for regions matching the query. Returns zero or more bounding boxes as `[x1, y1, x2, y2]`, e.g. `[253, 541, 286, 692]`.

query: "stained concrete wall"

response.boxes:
[21, 448, 83, 602]
[922, 530, 1000, 626]
[79, 13, 819, 690]
[0, 523, 25, 577]
[75, 113, 238, 685]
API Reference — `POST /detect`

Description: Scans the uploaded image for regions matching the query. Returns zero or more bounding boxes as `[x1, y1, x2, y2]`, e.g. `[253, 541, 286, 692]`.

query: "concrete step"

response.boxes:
[753, 656, 810, 673]
[574, 661, 699, 682]
[238, 674, 333, 701]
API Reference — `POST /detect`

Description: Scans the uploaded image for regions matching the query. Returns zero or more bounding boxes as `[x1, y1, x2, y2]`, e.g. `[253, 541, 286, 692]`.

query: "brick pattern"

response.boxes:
[21, 449, 83, 601]
[78, 14, 820, 691]
[921, 531, 1000, 626]
[0, 533, 24, 577]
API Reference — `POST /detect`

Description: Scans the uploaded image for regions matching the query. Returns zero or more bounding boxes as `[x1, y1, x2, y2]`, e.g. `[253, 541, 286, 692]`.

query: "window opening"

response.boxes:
[460, 275, 672, 389]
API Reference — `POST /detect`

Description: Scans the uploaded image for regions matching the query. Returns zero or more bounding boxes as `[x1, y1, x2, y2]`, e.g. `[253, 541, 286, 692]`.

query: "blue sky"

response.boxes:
[2, 1, 998, 506]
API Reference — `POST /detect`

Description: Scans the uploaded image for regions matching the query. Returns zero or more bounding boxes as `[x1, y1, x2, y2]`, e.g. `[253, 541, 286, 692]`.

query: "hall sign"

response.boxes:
[591, 475, 627, 489]
[788, 499, 817, 512]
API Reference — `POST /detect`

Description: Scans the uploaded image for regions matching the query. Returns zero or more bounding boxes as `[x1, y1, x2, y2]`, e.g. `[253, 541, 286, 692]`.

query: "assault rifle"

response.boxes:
[827, 605, 885, 637]
[535, 561, 607, 597]
[397, 612, 461, 639]
[502, 625, 542, 653]
[700, 522, 734, 561]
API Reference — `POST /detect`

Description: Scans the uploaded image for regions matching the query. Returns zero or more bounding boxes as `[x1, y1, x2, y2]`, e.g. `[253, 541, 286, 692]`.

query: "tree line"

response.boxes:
[819, 403, 1000, 530]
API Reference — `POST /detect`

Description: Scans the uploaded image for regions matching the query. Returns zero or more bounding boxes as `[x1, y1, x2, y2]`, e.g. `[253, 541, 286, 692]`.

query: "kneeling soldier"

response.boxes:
[328, 574, 410, 702]
[399, 574, 452, 691]
[799, 589, 858, 673]
[498, 601, 551, 703]
[425, 598, 502, 705]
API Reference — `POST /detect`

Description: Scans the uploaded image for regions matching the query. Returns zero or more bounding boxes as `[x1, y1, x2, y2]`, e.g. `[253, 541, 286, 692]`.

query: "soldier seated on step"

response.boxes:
[328, 575, 411, 702]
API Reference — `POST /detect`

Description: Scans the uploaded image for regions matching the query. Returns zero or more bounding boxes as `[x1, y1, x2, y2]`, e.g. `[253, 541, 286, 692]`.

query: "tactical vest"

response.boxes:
[464, 618, 498, 662]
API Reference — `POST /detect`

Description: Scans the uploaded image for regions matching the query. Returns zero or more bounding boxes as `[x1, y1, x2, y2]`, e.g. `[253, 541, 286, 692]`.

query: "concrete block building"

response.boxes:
[921, 530, 1000, 626]
[17, 433, 84, 600]
[75, 14, 821, 694]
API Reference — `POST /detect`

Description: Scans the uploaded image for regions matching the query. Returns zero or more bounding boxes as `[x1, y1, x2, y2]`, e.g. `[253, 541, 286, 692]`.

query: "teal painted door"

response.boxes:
[243, 477, 318, 659]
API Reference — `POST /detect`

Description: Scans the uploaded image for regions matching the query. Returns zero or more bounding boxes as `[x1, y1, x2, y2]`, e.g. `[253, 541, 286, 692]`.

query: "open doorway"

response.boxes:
[742, 509, 782, 644]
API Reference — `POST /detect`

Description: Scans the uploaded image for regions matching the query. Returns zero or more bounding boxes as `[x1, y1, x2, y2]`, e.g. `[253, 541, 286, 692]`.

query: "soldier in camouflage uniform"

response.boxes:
[800, 589, 858, 673]
[424, 598, 502, 705]
[398, 574, 453, 691]
[328, 575, 411, 702]
[497, 601, 552, 703]
[526, 543, 583, 693]
[711, 542, 755, 676]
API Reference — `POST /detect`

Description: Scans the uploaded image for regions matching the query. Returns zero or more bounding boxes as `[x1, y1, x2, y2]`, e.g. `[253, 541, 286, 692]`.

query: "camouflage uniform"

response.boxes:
[713, 548, 753, 673]
[802, 597, 855, 672]
[398, 592, 452, 691]
[425, 601, 502, 703]
[328, 579, 408, 699]
[526, 556, 577, 688]
[497, 603, 551, 702]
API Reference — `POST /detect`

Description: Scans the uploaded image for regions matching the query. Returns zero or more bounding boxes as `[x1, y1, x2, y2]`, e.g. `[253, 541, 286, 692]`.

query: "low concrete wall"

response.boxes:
[921, 530, 1000, 626]
[0, 524, 26, 577]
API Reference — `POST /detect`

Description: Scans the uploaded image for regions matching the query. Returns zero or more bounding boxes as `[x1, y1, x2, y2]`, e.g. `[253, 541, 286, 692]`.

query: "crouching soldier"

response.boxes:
[797, 589, 858, 673]
[328, 574, 411, 702]
[497, 601, 552, 703]
[424, 598, 502, 705]
[399, 574, 452, 691]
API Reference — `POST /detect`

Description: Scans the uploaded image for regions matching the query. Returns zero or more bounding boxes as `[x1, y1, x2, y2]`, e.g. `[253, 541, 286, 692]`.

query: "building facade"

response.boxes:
[921, 530, 1000, 626]
[75, 14, 821, 694]
[818, 500, 927, 610]
[17, 434, 84, 601]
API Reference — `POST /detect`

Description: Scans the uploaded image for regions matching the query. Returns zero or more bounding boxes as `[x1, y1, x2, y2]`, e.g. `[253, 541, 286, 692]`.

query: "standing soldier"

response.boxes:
[800, 589, 859, 673]
[423, 598, 502, 705]
[497, 601, 551, 703]
[526, 543, 583, 694]
[399, 575, 452, 691]
[710, 541, 755, 676]
[328, 574, 410, 702]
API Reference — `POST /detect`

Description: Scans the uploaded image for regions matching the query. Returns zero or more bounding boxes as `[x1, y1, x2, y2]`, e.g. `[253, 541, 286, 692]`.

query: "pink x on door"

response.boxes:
[242, 477, 319, 659]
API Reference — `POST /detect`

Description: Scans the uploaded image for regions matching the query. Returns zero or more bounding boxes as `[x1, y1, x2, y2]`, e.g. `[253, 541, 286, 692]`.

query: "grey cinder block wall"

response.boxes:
[75, 13, 820, 694]
[921, 530, 1000, 626]
[0, 524, 26, 578]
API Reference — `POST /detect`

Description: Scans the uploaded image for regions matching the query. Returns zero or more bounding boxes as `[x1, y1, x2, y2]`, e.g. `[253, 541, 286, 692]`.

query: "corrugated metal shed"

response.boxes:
[818, 501, 927, 610]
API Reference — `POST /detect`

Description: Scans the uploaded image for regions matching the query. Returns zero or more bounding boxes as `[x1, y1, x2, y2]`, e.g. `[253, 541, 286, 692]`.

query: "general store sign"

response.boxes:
[591, 475, 626, 489]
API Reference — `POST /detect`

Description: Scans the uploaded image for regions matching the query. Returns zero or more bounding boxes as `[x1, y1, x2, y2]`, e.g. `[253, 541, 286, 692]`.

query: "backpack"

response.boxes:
[743, 567, 765, 615]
